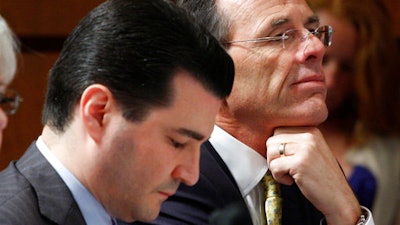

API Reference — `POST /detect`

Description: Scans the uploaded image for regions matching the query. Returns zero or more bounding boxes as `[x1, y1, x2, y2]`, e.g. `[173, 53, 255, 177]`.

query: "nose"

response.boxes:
[171, 146, 200, 186]
[299, 33, 326, 62]
[301, 32, 313, 51]
[303, 32, 326, 53]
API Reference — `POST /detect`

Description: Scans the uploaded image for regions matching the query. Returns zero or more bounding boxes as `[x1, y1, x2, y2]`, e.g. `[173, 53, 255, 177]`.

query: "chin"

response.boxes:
[290, 104, 328, 126]
[307, 109, 328, 125]
[137, 214, 160, 223]
[136, 206, 162, 223]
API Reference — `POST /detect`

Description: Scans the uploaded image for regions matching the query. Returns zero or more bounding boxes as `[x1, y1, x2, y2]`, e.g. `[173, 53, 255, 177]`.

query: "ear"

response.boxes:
[80, 84, 114, 143]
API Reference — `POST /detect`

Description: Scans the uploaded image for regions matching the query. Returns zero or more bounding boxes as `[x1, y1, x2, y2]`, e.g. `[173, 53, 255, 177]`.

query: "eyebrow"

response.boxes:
[306, 15, 320, 25]
[271, 18, 289, 27]
[271, 15, 320, 28]
[176, 128, 205, 141]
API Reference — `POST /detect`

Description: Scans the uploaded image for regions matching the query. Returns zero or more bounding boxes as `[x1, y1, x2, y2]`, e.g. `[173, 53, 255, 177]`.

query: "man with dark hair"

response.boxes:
[133, 0, 375, 224]
[0, 0, 234, 224]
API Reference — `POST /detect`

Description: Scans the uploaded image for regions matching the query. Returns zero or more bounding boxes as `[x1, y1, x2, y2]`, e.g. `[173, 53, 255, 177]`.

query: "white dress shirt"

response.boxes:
[210, 126, 268, 225]
[36, 136, 115, 225]
[209, 126, 375, 225]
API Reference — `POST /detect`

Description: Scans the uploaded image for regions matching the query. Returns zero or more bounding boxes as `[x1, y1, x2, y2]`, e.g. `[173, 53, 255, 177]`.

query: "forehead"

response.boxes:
[220, 0, 316, 33]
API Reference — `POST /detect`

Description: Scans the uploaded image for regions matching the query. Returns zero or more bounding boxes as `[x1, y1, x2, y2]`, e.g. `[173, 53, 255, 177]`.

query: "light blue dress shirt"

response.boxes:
[36, 136, 114, 225]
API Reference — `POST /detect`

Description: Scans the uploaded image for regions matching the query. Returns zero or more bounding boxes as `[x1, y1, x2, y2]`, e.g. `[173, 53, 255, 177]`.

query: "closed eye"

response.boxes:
[171, 139, 186, 149]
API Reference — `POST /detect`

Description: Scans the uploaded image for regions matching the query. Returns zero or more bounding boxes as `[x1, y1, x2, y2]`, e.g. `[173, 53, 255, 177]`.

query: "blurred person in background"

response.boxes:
[0, 15, 22, 149]
[307, 0, 400, 224]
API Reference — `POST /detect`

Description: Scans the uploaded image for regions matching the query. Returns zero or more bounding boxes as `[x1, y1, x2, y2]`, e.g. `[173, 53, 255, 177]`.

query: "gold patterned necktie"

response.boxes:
[263, 170, 282, 225]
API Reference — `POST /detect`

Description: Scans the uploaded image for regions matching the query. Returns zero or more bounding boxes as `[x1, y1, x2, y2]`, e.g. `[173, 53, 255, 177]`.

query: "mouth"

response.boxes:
[290, 74, 327, 95]
[292, 75, 325, 85]
[158, 190, 175, 199]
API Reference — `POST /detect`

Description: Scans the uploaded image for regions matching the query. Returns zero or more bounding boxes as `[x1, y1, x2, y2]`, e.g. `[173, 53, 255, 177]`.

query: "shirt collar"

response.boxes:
[36, 136, 114, 225]
[209, 126, 268, 196]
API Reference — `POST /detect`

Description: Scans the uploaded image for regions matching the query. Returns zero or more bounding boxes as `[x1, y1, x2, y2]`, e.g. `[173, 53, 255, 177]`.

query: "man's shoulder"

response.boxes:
[0, 162, 41, 224]
[0, 162, 36, 205]
[0, 144, 40, 205]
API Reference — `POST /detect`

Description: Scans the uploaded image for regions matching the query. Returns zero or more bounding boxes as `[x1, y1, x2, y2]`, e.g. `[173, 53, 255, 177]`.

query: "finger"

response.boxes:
[278, 142, 286, 157]
[268, 157, 294, 185]
[266, 141, 294, 162]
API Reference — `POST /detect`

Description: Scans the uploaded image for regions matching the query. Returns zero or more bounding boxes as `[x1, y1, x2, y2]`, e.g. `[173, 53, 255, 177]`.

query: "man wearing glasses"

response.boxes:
[132, 0, 375, 225]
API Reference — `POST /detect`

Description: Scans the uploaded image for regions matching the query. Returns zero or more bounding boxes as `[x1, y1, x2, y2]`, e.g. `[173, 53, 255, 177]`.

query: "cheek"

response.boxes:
[228, 58, 286, 115]
[130, 137, 174, 180]
[103, 137, 165, 206]
[233, 52, 281, 96]
[230, 46, 277, 78]
[261, 50, 292, 93]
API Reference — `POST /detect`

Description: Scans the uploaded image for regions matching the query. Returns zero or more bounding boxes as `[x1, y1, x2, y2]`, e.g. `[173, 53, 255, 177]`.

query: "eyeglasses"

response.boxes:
[224, 25, 333, 50]
[0, 89, 22, 115]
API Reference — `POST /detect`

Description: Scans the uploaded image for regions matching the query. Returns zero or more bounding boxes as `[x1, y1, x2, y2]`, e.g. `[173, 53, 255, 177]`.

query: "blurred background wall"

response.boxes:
[0, 0, 105, 169]
[0, 0, 399, 169]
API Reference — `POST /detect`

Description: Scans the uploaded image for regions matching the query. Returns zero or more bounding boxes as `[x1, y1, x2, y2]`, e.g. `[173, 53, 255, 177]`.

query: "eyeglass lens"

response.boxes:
[0, 89, 22, 115]
[283, 26, 333, 50]
[316, 26, 333, 47]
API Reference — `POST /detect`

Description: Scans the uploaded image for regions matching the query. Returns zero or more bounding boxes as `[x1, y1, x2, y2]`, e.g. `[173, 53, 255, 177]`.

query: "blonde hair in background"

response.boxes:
[307, 0, 400, 142]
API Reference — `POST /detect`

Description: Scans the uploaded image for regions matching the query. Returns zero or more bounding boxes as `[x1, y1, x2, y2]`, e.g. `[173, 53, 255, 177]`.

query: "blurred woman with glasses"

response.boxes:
[0, 15, 21, 148]
[307, 0, 400, 224]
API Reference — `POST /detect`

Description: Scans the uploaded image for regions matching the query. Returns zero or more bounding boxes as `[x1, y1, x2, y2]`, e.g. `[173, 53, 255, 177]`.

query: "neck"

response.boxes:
[216, 119, 274, 158]
[41, 125, 89, 183]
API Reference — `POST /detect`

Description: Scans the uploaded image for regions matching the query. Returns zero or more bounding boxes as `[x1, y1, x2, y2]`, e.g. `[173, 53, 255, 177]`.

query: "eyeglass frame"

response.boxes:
[0, 89, 23, 115]
[224, 25, 333, 49]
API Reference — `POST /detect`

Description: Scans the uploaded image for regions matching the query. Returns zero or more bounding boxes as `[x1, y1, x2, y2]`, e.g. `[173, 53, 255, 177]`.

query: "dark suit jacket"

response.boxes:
[0, 142, 86, 225]
[132, 141, 324, 225]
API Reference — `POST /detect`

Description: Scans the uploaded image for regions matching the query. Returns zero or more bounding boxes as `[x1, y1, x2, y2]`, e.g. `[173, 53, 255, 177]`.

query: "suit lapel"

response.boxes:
[201, 141, 244, 202]
[17, 142, 86, 225]
[201, 141, 253, 224]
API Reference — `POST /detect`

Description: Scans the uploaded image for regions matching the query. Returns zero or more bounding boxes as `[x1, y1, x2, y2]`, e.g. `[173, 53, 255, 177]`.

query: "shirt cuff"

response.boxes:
[319, 206, 375, 225]
[361, 206, 374, 225]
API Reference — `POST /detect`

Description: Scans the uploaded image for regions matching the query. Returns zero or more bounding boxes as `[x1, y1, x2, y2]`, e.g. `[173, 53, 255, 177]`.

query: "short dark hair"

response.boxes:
[42, 0, 234, 132]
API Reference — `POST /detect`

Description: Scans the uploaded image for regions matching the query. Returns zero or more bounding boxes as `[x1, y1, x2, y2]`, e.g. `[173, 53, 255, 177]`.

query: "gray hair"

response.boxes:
[175, 0, 232, 43]
[0, 15, 19, 84]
